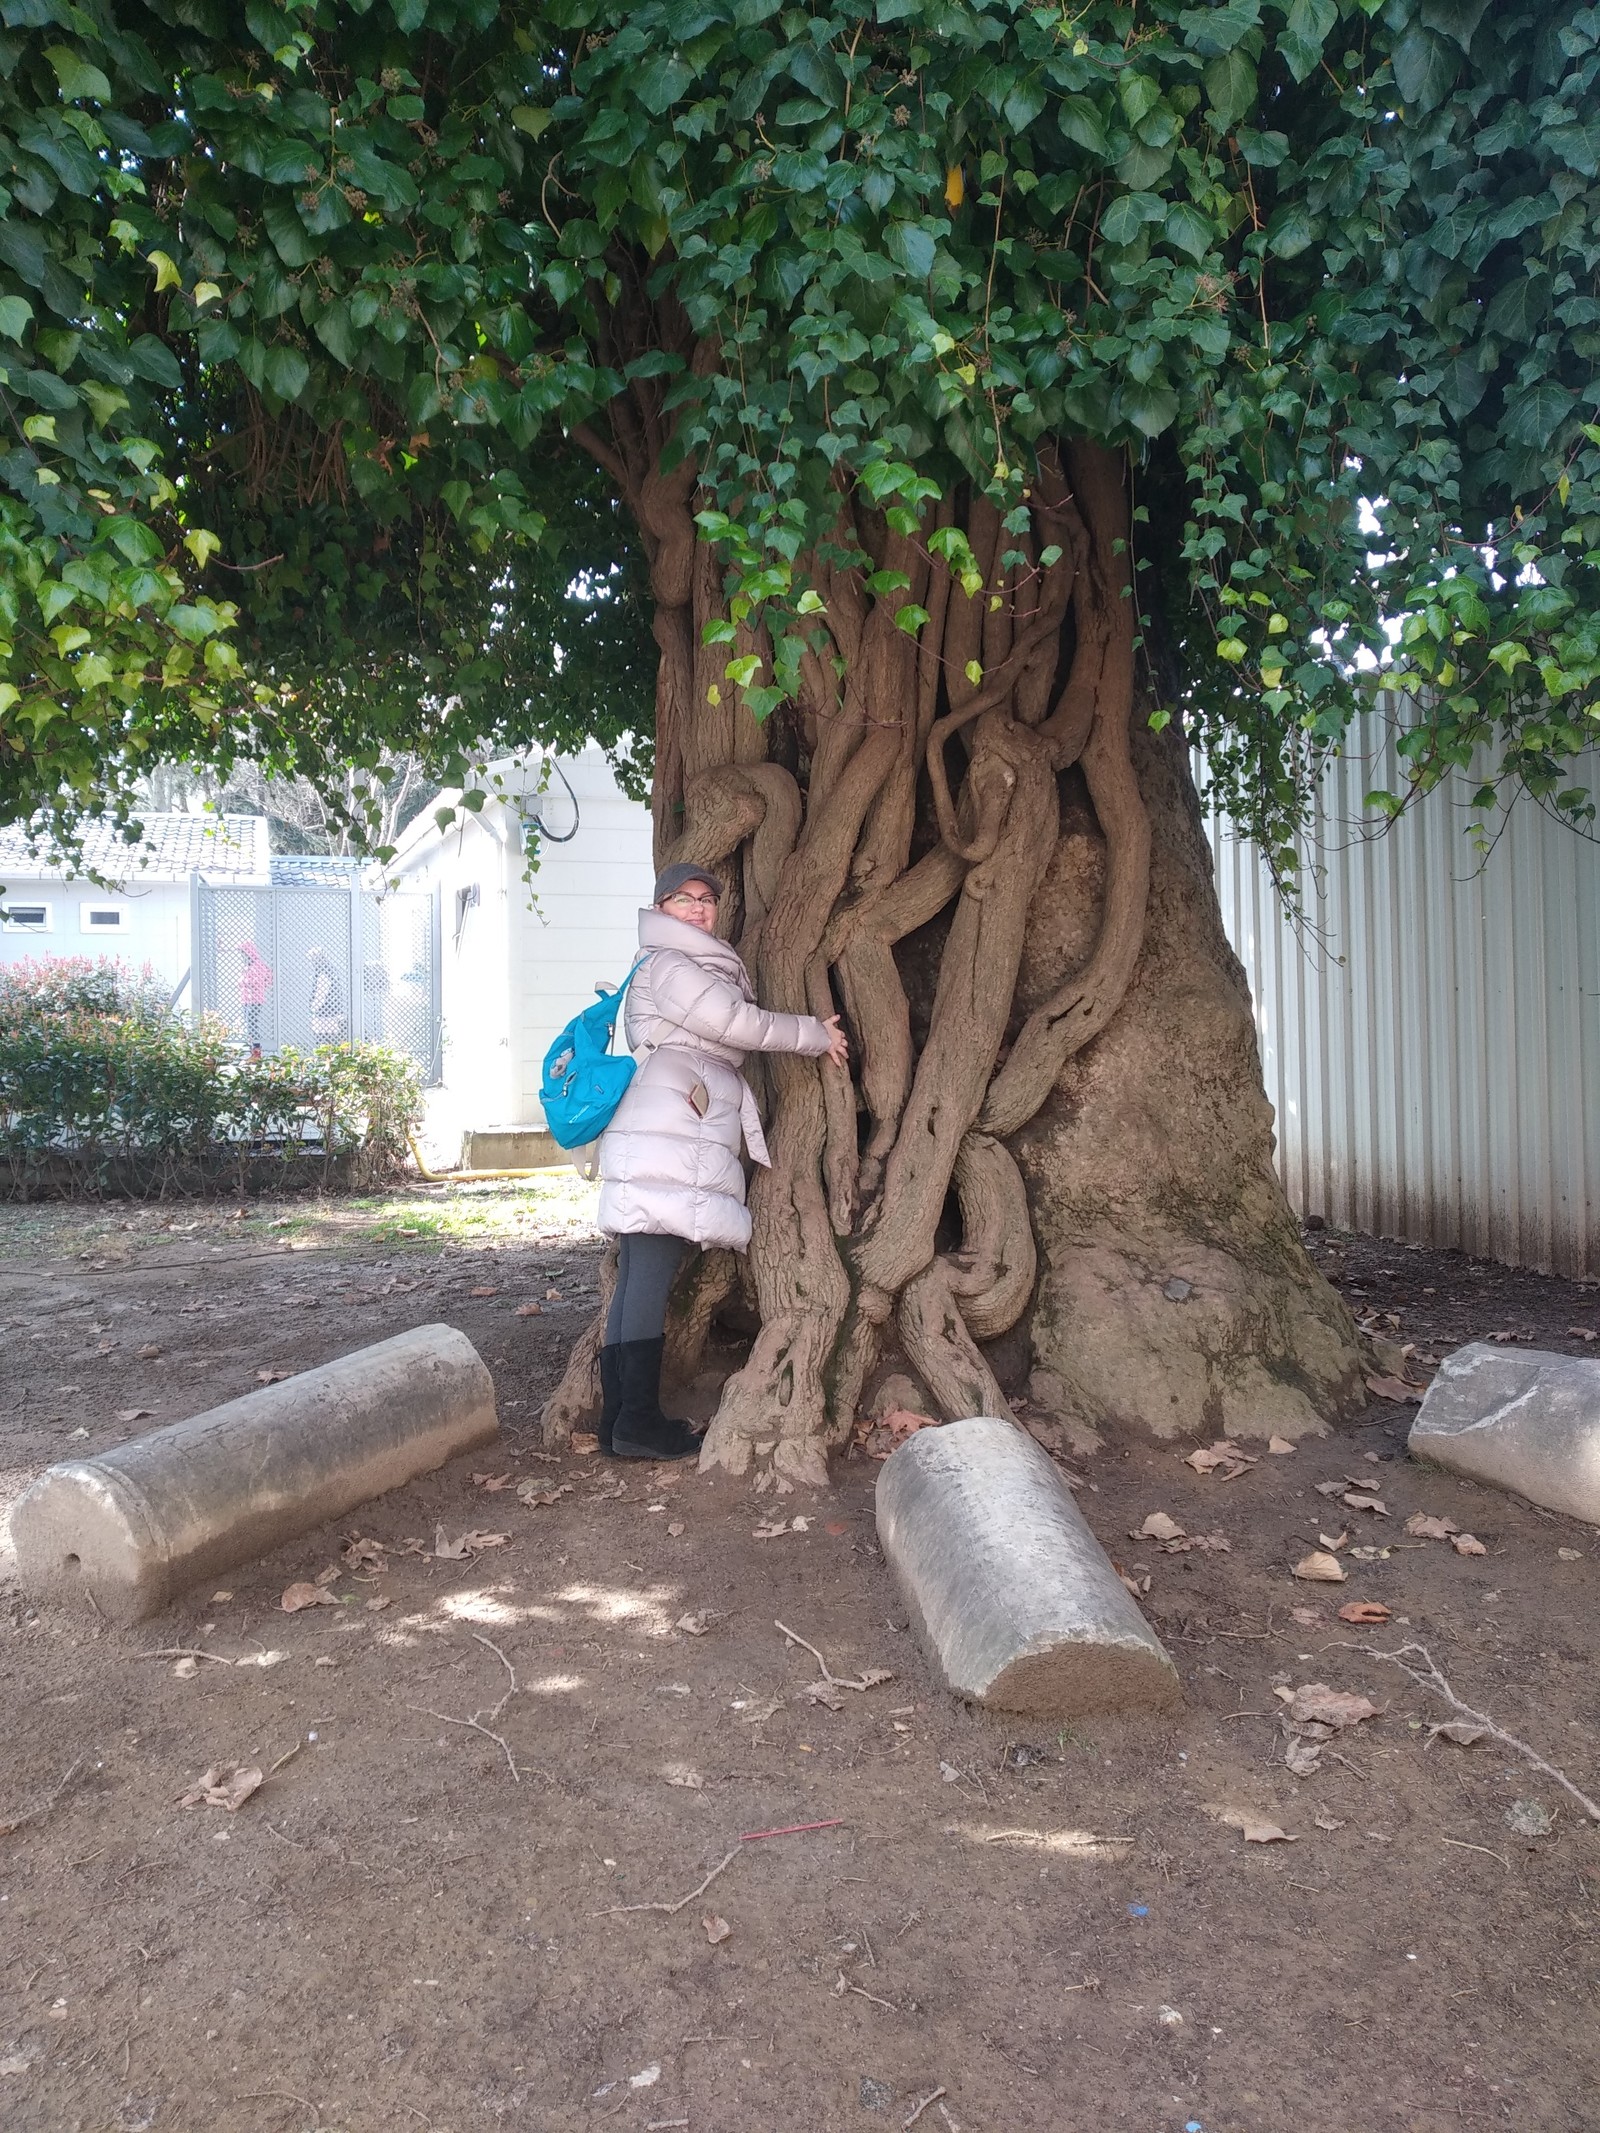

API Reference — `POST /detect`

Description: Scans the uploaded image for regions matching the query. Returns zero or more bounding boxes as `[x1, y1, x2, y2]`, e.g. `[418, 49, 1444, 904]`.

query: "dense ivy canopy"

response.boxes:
[1, 0, 1596, 865]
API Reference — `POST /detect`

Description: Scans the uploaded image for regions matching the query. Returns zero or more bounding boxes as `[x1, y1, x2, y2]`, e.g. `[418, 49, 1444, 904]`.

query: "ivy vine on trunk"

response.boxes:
[544, 362, 1360, 1476]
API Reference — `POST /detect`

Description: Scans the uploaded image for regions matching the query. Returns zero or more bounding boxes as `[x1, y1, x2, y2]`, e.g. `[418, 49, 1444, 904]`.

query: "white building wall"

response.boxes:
[1204, 707, 1600, 1278]
[0, 877, 191, 992]
[389, 746, 654, 1157]
[504, 750, 655, 1122]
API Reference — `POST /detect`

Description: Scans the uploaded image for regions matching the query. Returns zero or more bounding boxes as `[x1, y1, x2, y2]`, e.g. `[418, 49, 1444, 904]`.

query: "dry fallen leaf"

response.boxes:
[256, 1367, 292, 1384]
[804, 1679, 846, 1711]
[432, 1526, 510, 1559]
[676, 1611, 710, 1636]
[1318, 1529, 1351, 1552]
[1290, 1606, 1325, 1626]
[342, 1538, 386, 1571]
[1558, 1547, 1583, 1561]
[280, 1580, 339, 1612]
[1337, 1600, 1392, 1624]
[514, 1302, 543, 1317]
[1286, 1684, 1380, 1730]
[1119, 1571, 1152, 1598]
[1212, 1806, 1296, 1844]
[1567, 1327, 1597, 1342]
[1171, 1530, 1230, 1555]
[474, 1471, 517, 1491]
[116, 1407, 155, 1423]
[1404, 1512, 1460, 1540]
[365, 1596, 391, 1613]
[1452, 1532, 1488, 1556]
[570, 1431, 600, 1455]
[516, 1479, 573, 1508]
[1426, 1719, 1489, 1748]
[1293, 1552, 1348, 1584]
[1313, 1479, 1349, 1498]
[171, 1655, 198, 1680]
[1365, 1374, 1422, 1404]
[1184, 1440, 1257, 1479]
[1267, 1435, 1296, 1455]
[134, 1343, 162, 1360]
[176, 1763, 263, 1813]
[1341, 1492, 1389, 1516]
[752, 1518, 790, 1540]
[661, 1764, 704, 1789]
[1283, 1735, 1323, 1778]
[469, 1285, 498, 1298]
[1314, 1812, 1346, 1831]
[702, 1914, 732, 1944]
[666, 1520, 685, 1537]
[1133, 1511, 1185, 1542]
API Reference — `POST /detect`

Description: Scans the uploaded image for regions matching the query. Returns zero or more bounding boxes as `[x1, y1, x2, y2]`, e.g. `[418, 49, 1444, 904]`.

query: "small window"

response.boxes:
[80, 903, 129, 934]
[1, 901, 51, 932]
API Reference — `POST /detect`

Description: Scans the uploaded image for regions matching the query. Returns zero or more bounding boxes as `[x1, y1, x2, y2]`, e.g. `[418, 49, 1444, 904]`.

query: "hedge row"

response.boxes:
[0, 957, 423, 1199]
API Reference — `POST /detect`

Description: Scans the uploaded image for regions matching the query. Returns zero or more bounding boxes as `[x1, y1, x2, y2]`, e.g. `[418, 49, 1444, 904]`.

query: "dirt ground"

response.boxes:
[2, 1182, 1598, 2133]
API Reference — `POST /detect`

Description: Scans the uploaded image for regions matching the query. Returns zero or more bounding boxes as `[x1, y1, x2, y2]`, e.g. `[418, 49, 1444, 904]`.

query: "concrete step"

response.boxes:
[462, 1126, 564, 1171]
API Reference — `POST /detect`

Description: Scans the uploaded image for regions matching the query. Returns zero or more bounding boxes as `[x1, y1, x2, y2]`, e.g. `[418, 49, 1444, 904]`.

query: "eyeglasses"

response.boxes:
[664, 892, 718, 910]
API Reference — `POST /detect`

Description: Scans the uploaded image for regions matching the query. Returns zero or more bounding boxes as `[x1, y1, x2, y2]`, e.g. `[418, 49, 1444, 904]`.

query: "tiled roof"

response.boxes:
[0, 812, 270, 884]
[269, 853, 369, 887]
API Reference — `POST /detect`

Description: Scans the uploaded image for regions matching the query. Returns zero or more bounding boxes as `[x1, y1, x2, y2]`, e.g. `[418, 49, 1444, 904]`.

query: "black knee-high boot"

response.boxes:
[598, 1344, 623, 1456]
[613, 1337, 700, 1460]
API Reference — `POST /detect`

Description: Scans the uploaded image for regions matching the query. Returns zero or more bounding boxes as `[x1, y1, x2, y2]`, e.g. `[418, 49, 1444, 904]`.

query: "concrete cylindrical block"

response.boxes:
[876, 1415, 1181, 1718]
[1410, 1340, 1600, 1522]
[9, 1323, 497, 1623]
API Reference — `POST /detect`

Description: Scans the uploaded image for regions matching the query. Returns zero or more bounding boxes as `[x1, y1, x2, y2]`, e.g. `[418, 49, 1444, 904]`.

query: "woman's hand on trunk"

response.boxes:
[821, 1013, 849, 1068]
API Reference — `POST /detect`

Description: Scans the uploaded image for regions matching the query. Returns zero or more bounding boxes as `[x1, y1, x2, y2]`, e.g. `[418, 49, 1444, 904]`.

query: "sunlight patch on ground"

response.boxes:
[555, 1580, 682, 1634]
[947, 1823, 1136, 1858]
[437, 1587, 564, 1627]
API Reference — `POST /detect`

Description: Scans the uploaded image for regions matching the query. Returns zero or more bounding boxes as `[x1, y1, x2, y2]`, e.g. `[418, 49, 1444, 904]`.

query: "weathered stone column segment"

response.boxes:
[875, 1415, 1181, 1717]
[9, 1323, 497, 1623]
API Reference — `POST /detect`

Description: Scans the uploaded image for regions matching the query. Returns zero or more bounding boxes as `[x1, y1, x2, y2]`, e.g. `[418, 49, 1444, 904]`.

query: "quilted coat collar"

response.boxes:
[637, 906, 753, 995]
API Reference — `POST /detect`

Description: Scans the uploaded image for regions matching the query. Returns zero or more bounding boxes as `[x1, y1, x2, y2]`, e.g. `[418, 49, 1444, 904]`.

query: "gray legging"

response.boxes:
[604, 1233, 688, 1345]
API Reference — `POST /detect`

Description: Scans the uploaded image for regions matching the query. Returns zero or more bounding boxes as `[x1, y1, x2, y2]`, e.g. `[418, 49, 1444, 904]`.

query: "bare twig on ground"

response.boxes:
[406, 1631, 524, 1782]
[137, 1646, 235, 1665]
[608, 1848, 739, 1916]
[740, 1819, 844, 1842]
[1345, 1640, 1600, 1822]
[1442, 1837, 1511, 1870]
[234, 2089, 320, 2125]
[775, 1620, 891, 1693]
[903, 2087, 947, 2127]
[837, 1972, 899, 2011]
[0, 1756, 84, 1838]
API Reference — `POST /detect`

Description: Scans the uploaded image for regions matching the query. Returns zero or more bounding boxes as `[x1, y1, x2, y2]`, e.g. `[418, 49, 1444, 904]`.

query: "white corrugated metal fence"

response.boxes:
[1203, 707, 1600, 1278]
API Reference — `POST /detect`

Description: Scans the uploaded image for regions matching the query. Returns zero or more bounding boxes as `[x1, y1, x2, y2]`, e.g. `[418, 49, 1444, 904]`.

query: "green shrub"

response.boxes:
[0, 955, 423, 1197]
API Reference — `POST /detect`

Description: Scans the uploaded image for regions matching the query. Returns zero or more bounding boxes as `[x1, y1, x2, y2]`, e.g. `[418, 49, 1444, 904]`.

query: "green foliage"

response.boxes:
[0, 0, 1596, 863]
[0, 956, 423, 1196]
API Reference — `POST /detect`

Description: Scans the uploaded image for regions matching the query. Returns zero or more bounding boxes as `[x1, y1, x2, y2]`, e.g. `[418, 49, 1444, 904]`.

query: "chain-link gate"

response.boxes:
[193, 879, 440, 1081]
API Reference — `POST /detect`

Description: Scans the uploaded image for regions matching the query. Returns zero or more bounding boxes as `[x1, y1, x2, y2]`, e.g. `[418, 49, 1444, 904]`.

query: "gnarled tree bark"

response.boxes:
[543, 363, 1363, 1479]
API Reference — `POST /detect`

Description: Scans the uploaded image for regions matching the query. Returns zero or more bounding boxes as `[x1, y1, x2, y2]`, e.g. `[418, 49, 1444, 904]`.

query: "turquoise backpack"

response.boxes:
[540, 959, 645, 1150]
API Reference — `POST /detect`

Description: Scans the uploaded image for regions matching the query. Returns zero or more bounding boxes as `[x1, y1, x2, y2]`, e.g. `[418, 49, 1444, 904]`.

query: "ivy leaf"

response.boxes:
[1101, 192, 1163, 245]
[262, 345, 309, 400]
[1392, 25, 1460, 110]
[44, 46, 112, 104]
[1165, 202, 1214, 260]
[1281, 0, 1337, 82]
[1503, 382, 1576, 447]
[1057, 96, 1110, 157]
[1204, 50, 1257, 130]
[0, 295, 32, 341]
[886, 222, 935, 278]
[146, 251, 183, 294]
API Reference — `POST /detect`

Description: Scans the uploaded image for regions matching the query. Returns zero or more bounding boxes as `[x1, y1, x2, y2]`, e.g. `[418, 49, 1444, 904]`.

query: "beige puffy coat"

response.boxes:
[597, 907, 832, 1250]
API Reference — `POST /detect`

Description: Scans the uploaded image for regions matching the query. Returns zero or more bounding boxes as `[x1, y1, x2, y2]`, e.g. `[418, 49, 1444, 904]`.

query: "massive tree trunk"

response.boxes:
[545, 408, 1363, 1483]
